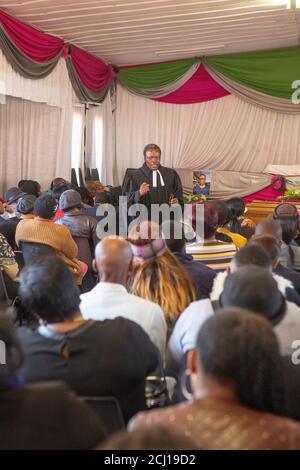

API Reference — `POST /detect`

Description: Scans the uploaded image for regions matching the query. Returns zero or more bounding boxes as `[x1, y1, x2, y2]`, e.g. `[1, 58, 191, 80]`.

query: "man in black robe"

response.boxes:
[126, 144, 184, 221]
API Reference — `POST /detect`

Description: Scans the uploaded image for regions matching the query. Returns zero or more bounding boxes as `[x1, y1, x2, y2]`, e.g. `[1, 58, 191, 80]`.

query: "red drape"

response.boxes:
[0, 10, 63, 62]
[70, 47, 112, 92]
[154, 64, 229, 104]
[243, 185, 285, 204]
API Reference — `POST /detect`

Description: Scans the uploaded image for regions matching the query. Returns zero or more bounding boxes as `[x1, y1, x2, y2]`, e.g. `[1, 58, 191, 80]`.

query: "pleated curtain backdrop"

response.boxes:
[115, 84, 300, 188]
[0, 96, 72, 195]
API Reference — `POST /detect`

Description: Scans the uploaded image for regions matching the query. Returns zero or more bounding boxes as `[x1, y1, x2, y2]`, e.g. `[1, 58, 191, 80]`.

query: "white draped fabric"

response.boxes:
[86, 94, 115, 185]
[0, 96, 72, 195]
[0, 49, 73, 108]
[115, 84, 300, 188]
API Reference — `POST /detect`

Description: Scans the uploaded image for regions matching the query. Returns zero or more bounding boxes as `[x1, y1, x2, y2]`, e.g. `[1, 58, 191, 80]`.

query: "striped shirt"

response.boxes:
[186, 239, 237, 272]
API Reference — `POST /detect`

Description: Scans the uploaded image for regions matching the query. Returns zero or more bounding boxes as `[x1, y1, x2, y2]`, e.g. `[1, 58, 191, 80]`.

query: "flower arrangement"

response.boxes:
[278, 188, 300, 201]
[184, 194, 207, 203]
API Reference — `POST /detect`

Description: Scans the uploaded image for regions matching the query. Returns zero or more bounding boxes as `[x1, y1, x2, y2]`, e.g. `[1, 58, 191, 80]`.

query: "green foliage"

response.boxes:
[278, 188, 300, 200]
[184, 193, 207, 203]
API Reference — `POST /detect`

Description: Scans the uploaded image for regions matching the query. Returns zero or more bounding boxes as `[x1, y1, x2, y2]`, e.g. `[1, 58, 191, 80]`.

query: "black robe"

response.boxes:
[127, 163, 184, 214]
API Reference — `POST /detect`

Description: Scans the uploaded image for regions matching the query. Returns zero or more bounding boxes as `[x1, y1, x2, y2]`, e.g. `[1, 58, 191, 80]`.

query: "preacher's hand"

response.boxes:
[170, 198, 179, 205]
[139, 182, 150, 197]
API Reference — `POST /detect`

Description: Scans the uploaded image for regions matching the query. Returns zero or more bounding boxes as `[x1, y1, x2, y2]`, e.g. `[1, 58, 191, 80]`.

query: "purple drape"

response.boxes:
[154, 64, 229, 104]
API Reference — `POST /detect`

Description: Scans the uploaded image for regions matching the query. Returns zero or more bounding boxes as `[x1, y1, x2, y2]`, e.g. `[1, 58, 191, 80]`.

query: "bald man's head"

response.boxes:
[94, 238, 133, 285]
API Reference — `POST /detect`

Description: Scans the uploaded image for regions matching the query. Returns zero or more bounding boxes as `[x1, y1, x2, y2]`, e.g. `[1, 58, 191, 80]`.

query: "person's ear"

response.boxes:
[226, 266, 231, 274]
[272, 260, 280, 270]
[187, 349, 197, 374]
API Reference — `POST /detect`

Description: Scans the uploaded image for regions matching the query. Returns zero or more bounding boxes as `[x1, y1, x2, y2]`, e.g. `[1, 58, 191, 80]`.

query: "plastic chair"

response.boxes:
[80, 396, 125, 435]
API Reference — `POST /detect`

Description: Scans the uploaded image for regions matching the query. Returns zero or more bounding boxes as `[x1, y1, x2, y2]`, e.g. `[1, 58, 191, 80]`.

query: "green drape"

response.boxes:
[206, 47, 300, 100]
[118, 58, 198, 89]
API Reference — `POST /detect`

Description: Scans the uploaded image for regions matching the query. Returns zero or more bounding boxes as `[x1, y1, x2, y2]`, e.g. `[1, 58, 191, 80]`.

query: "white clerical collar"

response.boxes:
[152, 169, 165, 188]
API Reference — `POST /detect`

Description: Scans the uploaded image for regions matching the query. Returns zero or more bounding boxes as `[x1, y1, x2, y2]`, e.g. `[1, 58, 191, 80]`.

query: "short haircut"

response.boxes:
[249, 235, 281, 263]
[51, 179, 71, 200]
[143, 144, 161, 158]
[220, 266, 285, 323]
[20, 180, 41, 198]
[19, 256, 80, 323]
[233, 244, 271, 269]
[255, 219, 282, 240]
[196, 308, 284, 415]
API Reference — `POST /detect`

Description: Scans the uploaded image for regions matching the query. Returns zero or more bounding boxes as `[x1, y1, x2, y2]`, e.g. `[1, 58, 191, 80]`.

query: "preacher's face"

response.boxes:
[144, 149, 161, 171]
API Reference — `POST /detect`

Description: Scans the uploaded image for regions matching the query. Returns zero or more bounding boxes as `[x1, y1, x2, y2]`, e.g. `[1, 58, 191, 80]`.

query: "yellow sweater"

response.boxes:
[15, 217, 83, 284]
[217, 227, 247, 249]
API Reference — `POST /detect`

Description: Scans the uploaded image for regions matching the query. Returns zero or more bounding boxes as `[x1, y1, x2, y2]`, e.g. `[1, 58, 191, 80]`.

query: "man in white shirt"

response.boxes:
[80, 237, 167, 360]
[168, 266, 300, 369]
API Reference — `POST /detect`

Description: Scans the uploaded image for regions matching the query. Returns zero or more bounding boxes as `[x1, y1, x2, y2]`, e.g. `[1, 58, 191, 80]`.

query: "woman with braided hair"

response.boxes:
[130, 308, 300, 450]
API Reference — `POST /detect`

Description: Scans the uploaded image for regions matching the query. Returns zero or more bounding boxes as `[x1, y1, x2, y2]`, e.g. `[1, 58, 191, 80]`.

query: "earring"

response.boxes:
[180, 369, 194, 401]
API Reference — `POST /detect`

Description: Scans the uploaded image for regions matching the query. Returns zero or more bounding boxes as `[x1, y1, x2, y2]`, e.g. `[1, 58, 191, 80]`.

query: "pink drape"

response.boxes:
[155, 64, 229, 104]
[0, 10, 63, 62]
[70, 47, 112, 92]
[243, 185, 285, 204]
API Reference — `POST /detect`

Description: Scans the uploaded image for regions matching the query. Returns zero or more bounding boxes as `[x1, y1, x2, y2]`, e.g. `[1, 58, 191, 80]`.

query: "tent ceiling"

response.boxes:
[1, 0, 300, 65]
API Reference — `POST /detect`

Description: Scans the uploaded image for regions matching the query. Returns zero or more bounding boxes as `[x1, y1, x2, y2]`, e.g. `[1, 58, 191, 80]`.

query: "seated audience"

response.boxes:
[17, 256, 159, 424]
[15, 193, 83, 284]
[80, 237, 167, 360]
[85, 181, 105, 200]
[211, 200, 247, 248]
[255, 218, 300, 294]
[168, 266, 300, 373]
[249, 235, 300, 305]
[0, 312, 105, 450]
[128, 221, 197, 337]
[55, 189, 99, 256]
[0, 200, 19, 249]
[16, 195, 36, 220]
[74, 186, 94, 208]
[130, 309, 300, 450]
[210, 244, 300, 306]
[226, 197, 256, 239]
[50, 177, 71, 222]
[84, 192, 112, 221]
[161, 220, 216, 299]
[4, 187, 26, 219]
[186, 203, 237, 271]
[220, 267, 300, 356]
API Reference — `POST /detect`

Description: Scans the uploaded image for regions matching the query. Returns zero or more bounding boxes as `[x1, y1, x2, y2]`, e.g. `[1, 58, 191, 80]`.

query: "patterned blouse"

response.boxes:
[0, 233, 16, 266]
